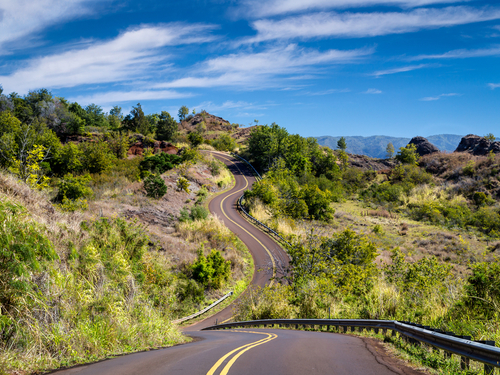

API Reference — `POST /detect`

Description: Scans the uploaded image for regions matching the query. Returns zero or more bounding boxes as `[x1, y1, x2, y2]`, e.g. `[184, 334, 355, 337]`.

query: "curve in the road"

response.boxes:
[186, 152, 288, 330]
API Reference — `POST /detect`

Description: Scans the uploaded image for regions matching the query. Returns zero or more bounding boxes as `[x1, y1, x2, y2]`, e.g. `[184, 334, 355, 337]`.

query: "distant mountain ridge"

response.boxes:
[315, 134, 465, 159]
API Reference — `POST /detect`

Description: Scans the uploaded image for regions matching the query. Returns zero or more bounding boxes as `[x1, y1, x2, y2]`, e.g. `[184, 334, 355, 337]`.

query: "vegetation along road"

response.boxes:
[53, 152, 425, 375]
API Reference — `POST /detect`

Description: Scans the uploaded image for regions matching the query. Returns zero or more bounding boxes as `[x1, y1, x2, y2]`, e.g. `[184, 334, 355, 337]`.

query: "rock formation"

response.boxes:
[455, 134, 500, 155]
[408, 136, 440, 156]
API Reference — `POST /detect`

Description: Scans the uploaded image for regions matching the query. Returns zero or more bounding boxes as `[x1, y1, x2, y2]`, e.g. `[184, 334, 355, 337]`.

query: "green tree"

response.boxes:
[79, 140, 114, 174]
[178, 106, 189, 121]
[106, 132, 130, 159]
[143, 174, 168, 199]
[84, 103, 109, 128]
[395, 143, 419, 165]
[485, 133, 496, 142]
[212, 133, 237, 152]
[386, 142, 395, 158]
[188, 132, 204, 147]
[156, 111, 178, 141]
[55, 174, 93, 202]
[337, 136, 347, 151]
[191, 249, 231, 289]
[123, 103, 150, 134]
[52, 142, 83, 176]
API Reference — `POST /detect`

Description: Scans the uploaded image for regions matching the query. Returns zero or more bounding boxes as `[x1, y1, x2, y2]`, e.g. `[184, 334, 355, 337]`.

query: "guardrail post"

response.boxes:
[391, 329, 397, 337]
[350, 326, 356, 333]
[460, 356, 470, 371]
[295, 324, 299, 329]
[374, 328, 379, 334]
[343, 326, 348, 333]
[480, 341, 496, 375]
[319, 325, 323, 331]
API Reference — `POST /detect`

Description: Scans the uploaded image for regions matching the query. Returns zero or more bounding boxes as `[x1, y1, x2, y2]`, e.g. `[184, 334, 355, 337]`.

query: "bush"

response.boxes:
[395, 143, 419, 165]
[79, 140, 115, 174]
[190, 206, 209, 221]
[55, 173, 93, 202]
[191, 248, 231, 289]
[462, 261, 500, 318]
[187, 132, 203, 147]
[139, 152, 182, 177]
[144, 174, 167, 199]
[212, 133, 237, 152]
[177, 177, 190, 193]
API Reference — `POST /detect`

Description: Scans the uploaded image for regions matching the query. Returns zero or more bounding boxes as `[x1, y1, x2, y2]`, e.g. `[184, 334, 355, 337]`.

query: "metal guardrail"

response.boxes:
[202, 319, 500, 374]
[231, 153, 262, 180]
[172, 291, 233, 324]
[237, 195, 292, 248]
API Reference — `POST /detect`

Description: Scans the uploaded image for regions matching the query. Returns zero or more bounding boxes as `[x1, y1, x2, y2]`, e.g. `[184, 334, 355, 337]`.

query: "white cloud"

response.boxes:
[245, 6, 500, 42]
[420, 92, 460, 100]
[372, 64, 429, 77]
[0, 24, 216, 94]
[237, 0, 469, 18]
[0, 0, 111, 54]
[68, 90, 193, 105]
[155, 44, 373, 89]
[304, 88, 351, 95]
[489, 83, 500, 89]
[410, 45, 500, 60]
[363, 88, 382, 93]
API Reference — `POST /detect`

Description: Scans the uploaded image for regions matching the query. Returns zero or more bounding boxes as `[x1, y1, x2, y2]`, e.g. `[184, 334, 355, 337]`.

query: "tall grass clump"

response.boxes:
[0, 198, 185, 374]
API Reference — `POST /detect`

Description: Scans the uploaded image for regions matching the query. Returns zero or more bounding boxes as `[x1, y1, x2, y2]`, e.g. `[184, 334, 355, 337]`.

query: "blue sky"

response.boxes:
[0, 0, 499, 138]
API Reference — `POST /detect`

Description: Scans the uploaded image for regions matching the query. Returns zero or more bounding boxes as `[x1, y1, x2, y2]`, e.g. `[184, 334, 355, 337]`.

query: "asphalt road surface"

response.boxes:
[186, 152, 289, 331]
[53, 153, 426, 375]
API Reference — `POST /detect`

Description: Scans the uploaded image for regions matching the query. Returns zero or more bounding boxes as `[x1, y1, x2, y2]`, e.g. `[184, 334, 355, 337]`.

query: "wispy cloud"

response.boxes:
[489, 83, 500, 89]
[0, 24, 216, 94]
[235, 0, 469, 18]
[155, 44, 373, 89]
[0, 0, 112, 54]
[372, 64, 429, 77]
[410, 45, 500, 60]
[303, 88, 351, 95]
[68, 90, 193, 105]
[363, 88, 382, 94]
[244, 6, 500, 43]
[420, 92, 460, 101]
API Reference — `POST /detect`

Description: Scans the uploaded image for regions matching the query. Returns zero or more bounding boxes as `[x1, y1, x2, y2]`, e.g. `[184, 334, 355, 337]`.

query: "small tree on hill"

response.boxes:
[144, 174, 167, 199]
[395, 143, 419, 165]
[337, 137, 347, 151]
[178, 106, 189, 122]
[157, 111, 177, 141]
[386, 142, 395, 159]
[485, 133, 496, 142]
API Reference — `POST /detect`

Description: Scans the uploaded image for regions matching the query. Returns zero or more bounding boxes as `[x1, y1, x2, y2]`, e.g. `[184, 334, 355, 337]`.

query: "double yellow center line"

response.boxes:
[207, 330, 277, 375]
[212, 153, 276, 285]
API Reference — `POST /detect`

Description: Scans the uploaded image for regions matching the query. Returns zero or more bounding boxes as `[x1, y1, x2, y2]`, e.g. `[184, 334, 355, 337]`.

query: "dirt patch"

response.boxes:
[362, 337, 430, 375]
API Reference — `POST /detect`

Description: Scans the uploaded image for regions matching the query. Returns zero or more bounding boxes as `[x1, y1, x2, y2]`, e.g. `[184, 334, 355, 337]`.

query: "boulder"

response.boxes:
[408, 136, 439, 156]
[455, 134, 500, 155]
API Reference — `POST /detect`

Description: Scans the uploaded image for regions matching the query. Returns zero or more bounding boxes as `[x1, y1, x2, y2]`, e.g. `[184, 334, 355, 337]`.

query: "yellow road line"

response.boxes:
[212, 153, 276, 284]
[206, 331, 277, 375]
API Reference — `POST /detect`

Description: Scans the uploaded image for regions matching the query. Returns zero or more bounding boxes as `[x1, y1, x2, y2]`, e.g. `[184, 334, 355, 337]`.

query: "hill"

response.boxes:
[315, 134, 464, 158]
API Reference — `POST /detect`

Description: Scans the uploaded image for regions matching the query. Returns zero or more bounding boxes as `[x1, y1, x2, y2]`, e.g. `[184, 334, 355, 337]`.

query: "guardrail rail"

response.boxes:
[202, 318, 500, 374]
[172, 291, 233, 324]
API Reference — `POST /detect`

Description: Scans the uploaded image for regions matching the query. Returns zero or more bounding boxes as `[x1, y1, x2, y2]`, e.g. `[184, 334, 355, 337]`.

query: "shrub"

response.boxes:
[144, 174, 167, 199]
[139, 152, 182, 177]
[79, 140, 115, 174]
[190, 206, 209, 221]
[191, 248, 231, 289]
[55, 173, 93, 202]
[462, 261, 500, 318]
[395, 143, 419, 165]
[177, 177, 190, 193]
[187, 132, 203, 147]
[212, 133, 237, 152]
[196, 186, 208, 204]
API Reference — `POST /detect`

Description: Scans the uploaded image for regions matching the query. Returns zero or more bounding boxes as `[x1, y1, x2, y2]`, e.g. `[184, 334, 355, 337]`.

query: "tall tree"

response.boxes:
[386, 142, 395, 158]
[178, 105, 189, 121]
[337, 137, 347, 151]
[157, 111, 178, 141]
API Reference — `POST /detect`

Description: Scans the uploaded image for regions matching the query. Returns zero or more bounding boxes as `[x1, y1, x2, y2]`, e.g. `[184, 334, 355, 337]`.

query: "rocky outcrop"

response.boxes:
[348, 154, 397, 171]
[128, 134, 178, 156]
[408, 136, 439, 156]
[455, 134, 500, 155]
[179, 111, 232, 132]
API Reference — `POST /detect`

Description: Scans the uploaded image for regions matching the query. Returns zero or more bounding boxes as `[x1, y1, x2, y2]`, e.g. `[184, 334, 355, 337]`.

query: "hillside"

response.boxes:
[316, 134, 465, 158]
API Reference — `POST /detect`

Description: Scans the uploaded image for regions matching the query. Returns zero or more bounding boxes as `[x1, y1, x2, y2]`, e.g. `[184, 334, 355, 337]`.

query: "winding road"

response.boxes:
[53, 153, 426, 375]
